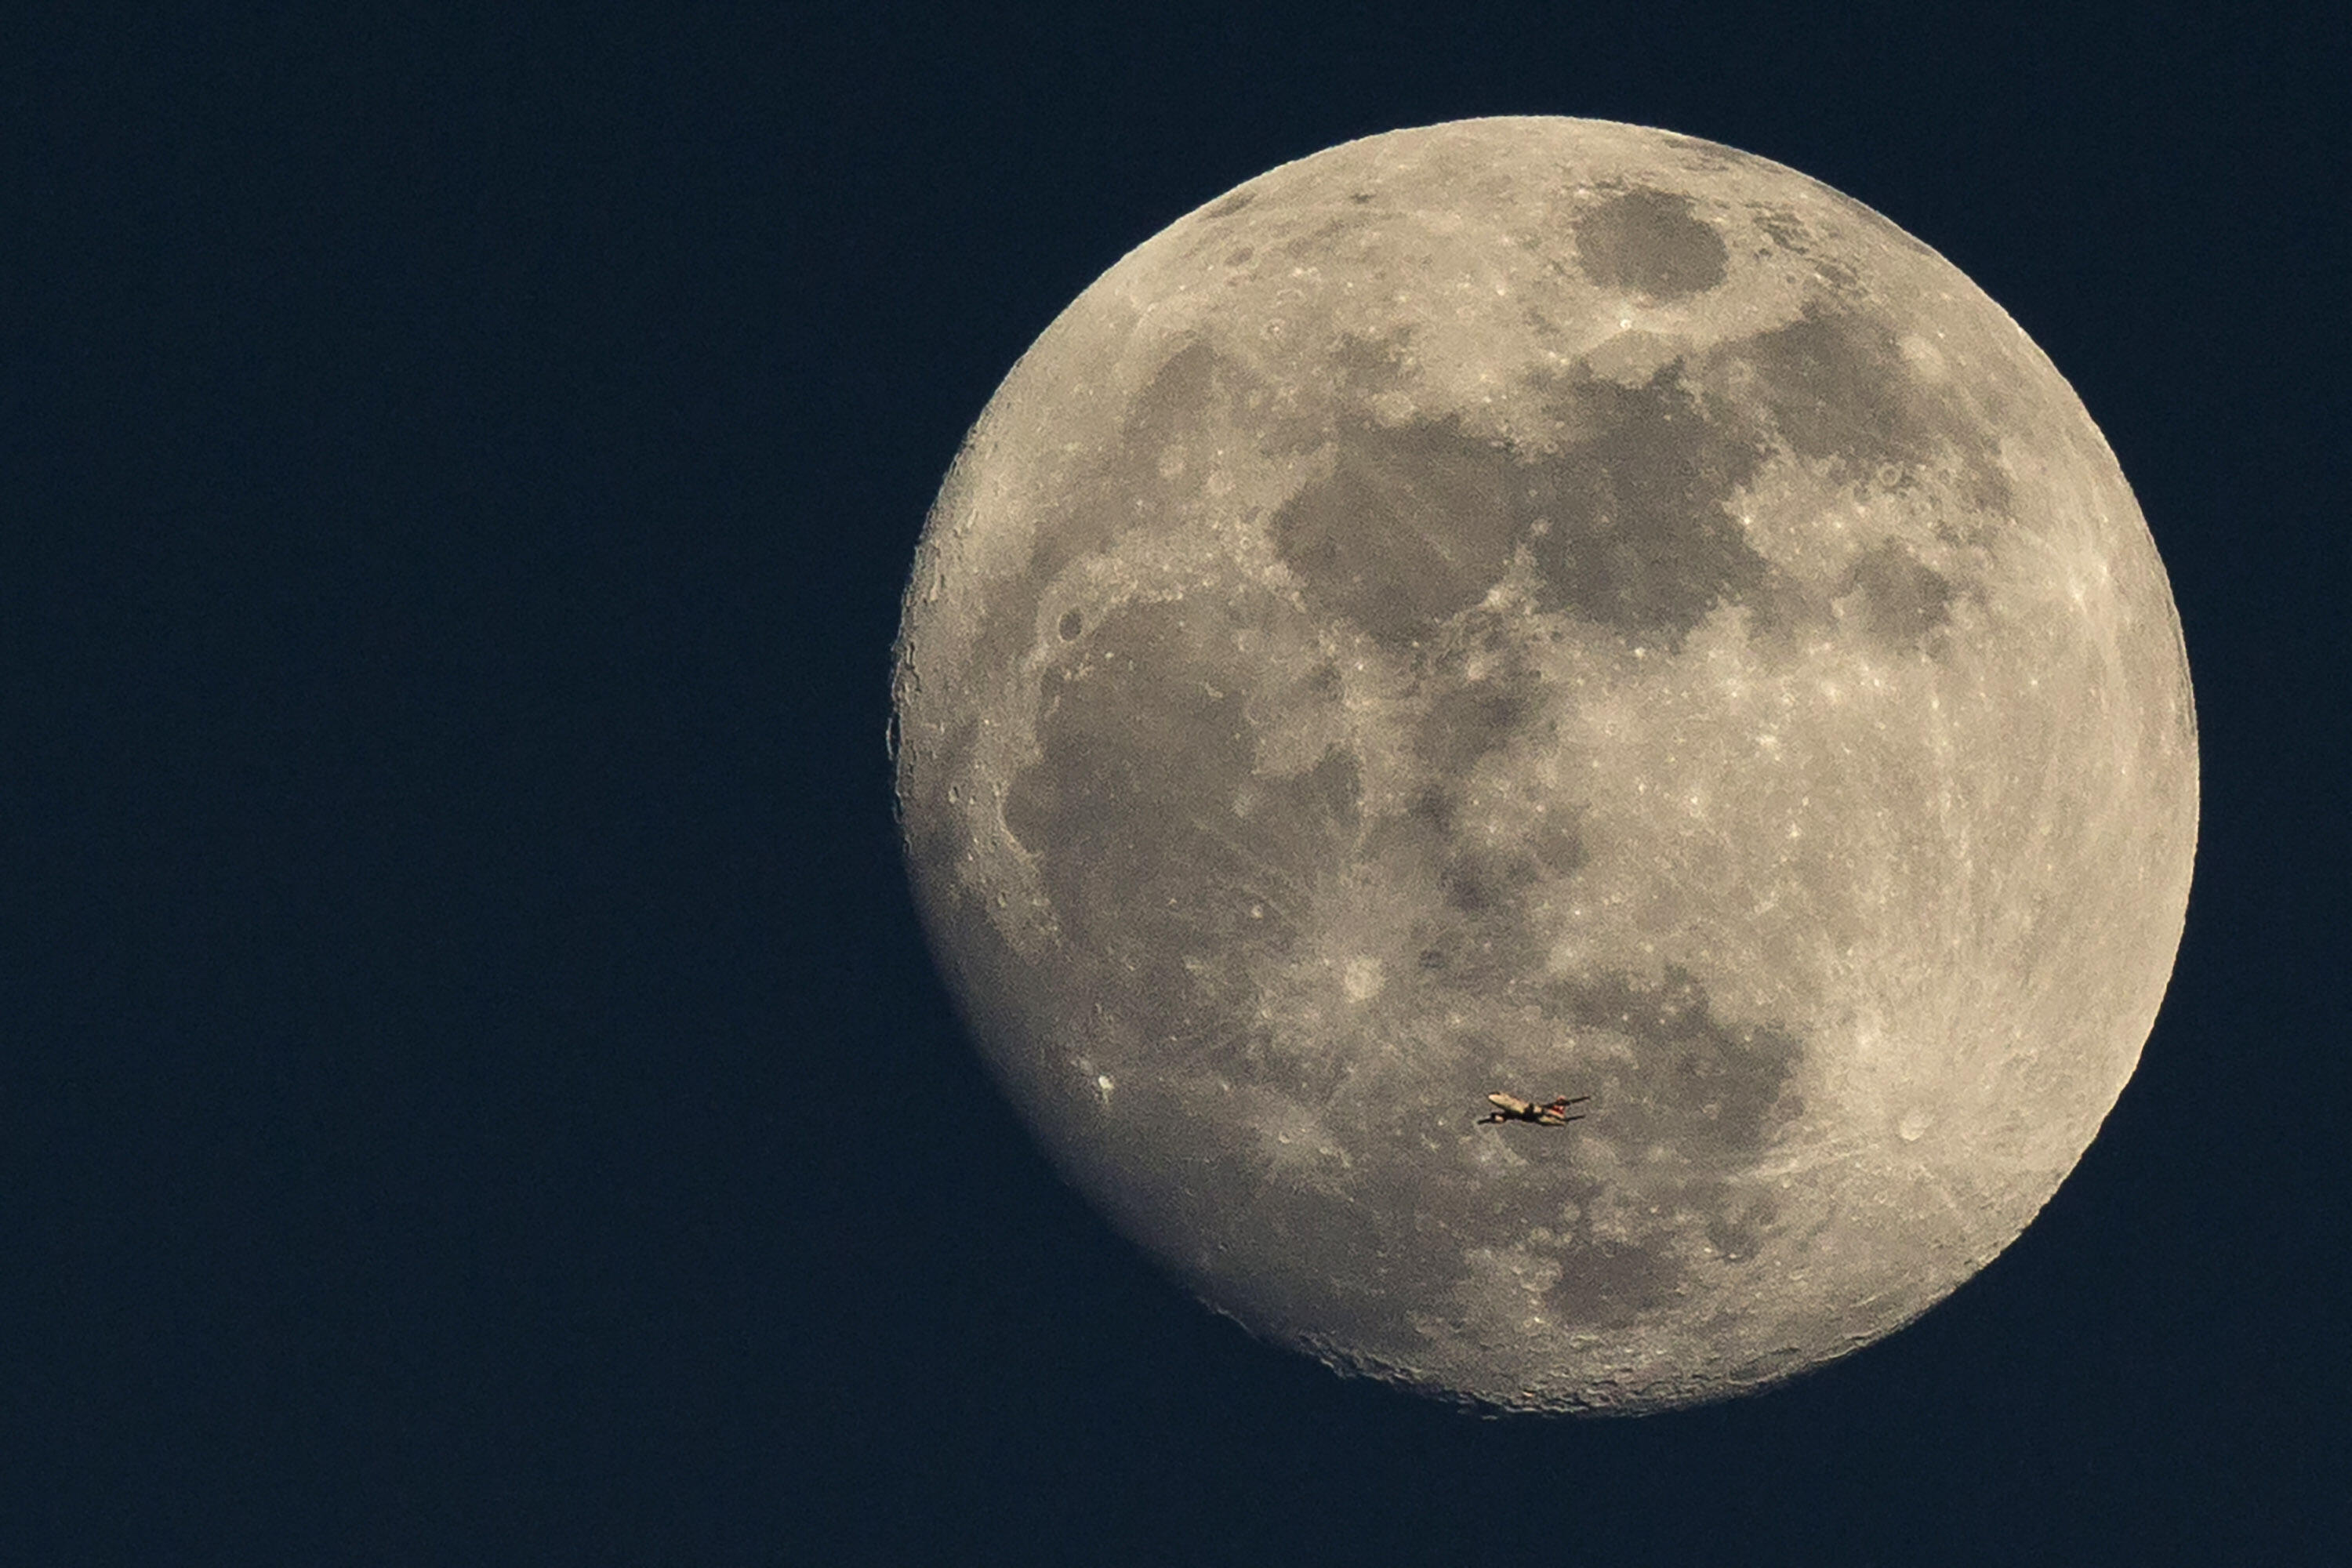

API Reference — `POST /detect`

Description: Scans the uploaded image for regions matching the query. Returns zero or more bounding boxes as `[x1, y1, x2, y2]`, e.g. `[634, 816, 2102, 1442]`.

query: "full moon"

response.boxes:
[891, 118, 2197, 1414]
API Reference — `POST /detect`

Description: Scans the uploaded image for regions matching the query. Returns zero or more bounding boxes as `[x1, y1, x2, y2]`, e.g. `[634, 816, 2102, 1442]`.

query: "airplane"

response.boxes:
[1479, 1093, 1590, 1127]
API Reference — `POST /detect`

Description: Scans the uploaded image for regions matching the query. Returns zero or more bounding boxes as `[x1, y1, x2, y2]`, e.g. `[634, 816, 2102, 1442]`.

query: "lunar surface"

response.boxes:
[891, 118, 2197, 1413]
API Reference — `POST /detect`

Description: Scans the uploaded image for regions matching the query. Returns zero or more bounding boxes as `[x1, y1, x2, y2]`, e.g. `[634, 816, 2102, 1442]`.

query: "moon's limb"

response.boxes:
[893, 118, 2198, 1413]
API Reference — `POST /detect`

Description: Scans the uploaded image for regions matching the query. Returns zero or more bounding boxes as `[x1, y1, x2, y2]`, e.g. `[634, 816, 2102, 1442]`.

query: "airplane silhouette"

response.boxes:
[1478, 1093, 1590, 1127]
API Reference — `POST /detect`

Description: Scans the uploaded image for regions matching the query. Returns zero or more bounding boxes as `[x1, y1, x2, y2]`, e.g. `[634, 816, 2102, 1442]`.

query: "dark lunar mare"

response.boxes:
[994, 560, 1814, 1370]
[1271, 363, 1773, 657]
[1573, 187, 1733, 299]
[1004, 595, 1363, 1097]
[1268, 309, 1991, 666]
[975, 296, 1988, 1385]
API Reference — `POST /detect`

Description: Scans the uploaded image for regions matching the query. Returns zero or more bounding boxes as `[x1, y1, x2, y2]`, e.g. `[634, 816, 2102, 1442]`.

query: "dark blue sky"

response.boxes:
[6, 4, 2344, 1562]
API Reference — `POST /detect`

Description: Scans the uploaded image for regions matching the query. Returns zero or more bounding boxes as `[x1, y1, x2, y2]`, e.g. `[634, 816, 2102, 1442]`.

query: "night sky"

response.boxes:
[8, 5, 2346, 1562]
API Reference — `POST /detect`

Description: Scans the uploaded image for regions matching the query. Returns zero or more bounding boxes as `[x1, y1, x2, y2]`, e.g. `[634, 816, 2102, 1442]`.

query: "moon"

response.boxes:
[891, 118, 2197, 1414]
